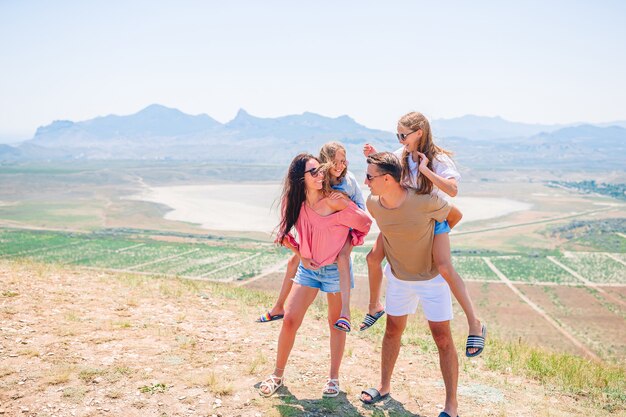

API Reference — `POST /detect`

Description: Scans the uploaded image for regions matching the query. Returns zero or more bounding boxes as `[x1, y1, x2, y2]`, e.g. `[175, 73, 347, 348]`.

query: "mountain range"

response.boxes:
[1, 104, 625, 170]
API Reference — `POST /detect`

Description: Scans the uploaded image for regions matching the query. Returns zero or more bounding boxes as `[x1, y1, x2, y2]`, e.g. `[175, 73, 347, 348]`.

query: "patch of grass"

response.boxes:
[113, 320, 132, 329]
[345, 346, 354, 358]
[78, 367, 105, 383]
[105, 389, 123, 399]
[131, 400, 147, 409]
[104, 365, 133, 383]
[247, 352, 268, 374]
[275, 404, 303, 416]
[2, 307, 17, 315]
[113, 366, 133, 376]
[138, 382, 168, 394]
[485, 338, 626, 412]
[1, 290, 18, 297]
[0, 367, 14, 378]
[402, 319, 437, 354]
[64, 311, 81, 322]
[318, 397, 339, 413]
[45, 365, 73, 385]
[205, 371, 233, 395]
[158, 282, 183, 298]
[18, 348, 40, 357]
[62, 386, 87, 402]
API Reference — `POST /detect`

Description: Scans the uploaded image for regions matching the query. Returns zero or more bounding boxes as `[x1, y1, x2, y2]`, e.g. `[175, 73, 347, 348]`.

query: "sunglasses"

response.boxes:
[304, 166, 323, 177]
[396, 129, 418, 142]
[366, 173, 386, 181]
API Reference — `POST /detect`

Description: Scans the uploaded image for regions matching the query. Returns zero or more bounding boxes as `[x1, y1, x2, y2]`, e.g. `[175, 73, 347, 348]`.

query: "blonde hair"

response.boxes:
[319, 141, 347, 188]
[398, 111, 453, 194]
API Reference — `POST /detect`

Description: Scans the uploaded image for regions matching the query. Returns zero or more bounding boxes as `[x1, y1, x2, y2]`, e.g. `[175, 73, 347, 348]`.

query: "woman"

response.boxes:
[257, 141, 365, 332]
[258, 153, 371, 397]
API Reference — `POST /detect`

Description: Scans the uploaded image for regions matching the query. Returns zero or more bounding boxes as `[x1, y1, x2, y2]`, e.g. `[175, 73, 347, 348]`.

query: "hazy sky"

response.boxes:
[1, 1, 625, 142]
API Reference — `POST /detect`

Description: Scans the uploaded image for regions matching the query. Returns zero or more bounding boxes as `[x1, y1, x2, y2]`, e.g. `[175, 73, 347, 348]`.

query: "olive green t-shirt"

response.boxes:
[366, 190, 450, 281]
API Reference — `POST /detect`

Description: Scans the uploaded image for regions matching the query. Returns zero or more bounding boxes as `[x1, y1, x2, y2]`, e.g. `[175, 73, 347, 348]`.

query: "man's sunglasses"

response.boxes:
[396, 129, 418, 142]
[366, 173, 386, 181]
[304, 167, 323, 177]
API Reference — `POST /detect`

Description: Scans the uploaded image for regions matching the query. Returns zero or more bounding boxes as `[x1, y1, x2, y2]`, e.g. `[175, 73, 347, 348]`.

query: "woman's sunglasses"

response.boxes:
[304, 166, 323, 177]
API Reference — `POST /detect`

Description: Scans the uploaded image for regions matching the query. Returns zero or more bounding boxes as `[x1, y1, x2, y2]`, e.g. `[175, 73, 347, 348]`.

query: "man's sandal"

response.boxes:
[258, 374, 284, 397]
[360, 387, 389, 404]
[466, 324, 487, 357]
[322, 378, 340, 397]
[359, 310, 385, 331]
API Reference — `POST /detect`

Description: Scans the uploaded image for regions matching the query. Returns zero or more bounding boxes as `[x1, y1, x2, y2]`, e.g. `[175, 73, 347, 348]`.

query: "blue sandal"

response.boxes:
[359, 310, 385, 331]
[465, 324, 487, 357]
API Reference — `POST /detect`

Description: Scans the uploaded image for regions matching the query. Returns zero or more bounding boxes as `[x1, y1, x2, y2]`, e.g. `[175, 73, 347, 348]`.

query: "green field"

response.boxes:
[3, 227, 624, 286]
[0, 228, 289, 282]
[560, 252, 626, 284]
[489, 256, 579, 283]
[453, 256, 500, 281]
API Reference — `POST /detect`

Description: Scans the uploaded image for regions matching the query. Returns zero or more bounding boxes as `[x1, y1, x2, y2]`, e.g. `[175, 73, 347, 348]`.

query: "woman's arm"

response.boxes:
[280, 235, 319, 269]
[336, 202, 372, 235]
[280, 235, 300, 257]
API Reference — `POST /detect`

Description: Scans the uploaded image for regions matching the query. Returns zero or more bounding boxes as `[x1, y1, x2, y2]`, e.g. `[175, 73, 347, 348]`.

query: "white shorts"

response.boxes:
[384, 264, 453, 322]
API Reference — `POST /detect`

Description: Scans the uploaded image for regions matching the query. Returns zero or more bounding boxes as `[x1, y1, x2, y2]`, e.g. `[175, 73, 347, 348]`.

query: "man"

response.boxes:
[360, 152, 459, 417]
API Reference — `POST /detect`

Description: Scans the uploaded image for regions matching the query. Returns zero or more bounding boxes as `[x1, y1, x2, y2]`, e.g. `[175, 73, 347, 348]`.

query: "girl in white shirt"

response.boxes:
[363, 111, 486, 357]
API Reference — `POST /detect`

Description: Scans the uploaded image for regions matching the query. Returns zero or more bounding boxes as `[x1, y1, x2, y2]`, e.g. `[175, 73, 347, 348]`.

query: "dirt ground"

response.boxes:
[0, 260, 617, 417]
[246, 274, 598, 359]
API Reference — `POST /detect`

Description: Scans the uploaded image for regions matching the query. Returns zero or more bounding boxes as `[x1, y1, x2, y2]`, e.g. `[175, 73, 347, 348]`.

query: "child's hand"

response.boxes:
[363, 143, 377, 157]
[301, 257, 320, 270]
[415, 151, 429, 172]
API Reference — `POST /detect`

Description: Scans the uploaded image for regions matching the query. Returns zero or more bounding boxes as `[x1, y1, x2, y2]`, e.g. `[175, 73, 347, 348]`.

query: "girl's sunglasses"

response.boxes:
[396, 129, 418, 142]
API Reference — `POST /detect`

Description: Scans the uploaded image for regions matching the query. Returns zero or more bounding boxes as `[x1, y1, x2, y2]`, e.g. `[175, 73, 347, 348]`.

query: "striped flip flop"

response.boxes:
[466, 324, 487, 357]
[359, 310, 385, 331]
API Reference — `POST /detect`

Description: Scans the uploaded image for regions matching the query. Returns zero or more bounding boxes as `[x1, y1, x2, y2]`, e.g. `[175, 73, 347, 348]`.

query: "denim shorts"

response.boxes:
[434, 220, 451, 235]
[292, 261, 354, 293]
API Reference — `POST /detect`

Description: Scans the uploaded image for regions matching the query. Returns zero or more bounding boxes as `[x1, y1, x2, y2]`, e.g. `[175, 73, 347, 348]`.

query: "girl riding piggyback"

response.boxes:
[362, 111, 486, 357]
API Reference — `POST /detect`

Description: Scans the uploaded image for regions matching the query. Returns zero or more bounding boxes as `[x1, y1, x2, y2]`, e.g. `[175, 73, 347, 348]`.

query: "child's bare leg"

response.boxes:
[268, 253, 299, 317]
[433, 232, 482, 345]
[336, 236, 353, 321]
[366, 233, 385, 316]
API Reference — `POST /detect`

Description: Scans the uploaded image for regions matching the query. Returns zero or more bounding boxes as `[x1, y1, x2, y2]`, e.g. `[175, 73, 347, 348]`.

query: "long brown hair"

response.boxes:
[398, 111, 453, 194]
[276, 153, 321, 241]
[319, 141, 347, 187]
